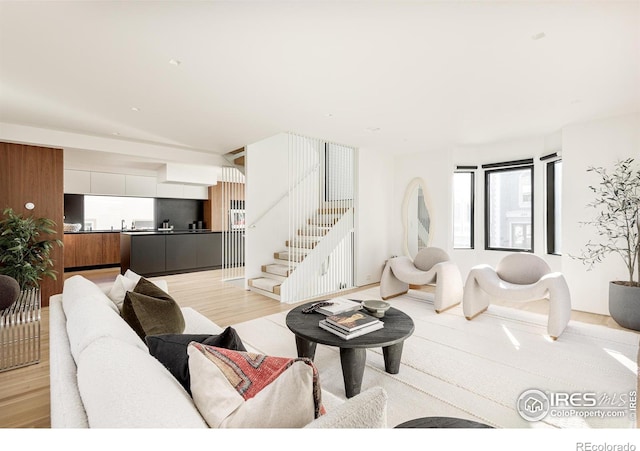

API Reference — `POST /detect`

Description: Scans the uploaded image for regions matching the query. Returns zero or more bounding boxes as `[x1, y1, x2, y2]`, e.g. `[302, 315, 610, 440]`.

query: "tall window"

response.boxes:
[453, 171, 475, 249]
[546, 159, 562, 255]
[484, 160, 534, 251]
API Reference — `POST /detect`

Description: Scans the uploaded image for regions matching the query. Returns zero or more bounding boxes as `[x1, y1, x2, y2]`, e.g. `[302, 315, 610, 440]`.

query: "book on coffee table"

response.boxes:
[316, 297, 362, 316]
[325, 311, 382, 332]
[319, 319, 384, 340]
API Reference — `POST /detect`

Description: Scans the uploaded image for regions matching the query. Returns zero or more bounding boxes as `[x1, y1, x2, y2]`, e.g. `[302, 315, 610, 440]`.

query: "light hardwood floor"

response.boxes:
[0, 267, 633, 428]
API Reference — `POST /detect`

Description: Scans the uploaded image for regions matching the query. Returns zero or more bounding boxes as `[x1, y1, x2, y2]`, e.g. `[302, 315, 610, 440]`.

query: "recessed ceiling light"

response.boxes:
[169, 59, 181, 66]
[366, 127, 381, 132]
[325, 113, 334, 118]
[531, 32, 546, 40]
[111, 132, 120, 136]
[130, 106, 140, 112]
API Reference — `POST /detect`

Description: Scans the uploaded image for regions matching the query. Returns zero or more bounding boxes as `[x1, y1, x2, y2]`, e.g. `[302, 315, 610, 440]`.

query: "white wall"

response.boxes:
[355, 147, 394, 286]
[245, 133, 290, 284]
[561, 113, 640, 315]
[392, 146, 454, 257]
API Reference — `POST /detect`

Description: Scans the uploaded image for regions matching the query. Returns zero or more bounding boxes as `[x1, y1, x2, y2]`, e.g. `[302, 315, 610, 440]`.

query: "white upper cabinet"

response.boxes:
[182, 184, 209, 200]
[90, 172, 126, 195]
[64, 169, 91, 194]
[156, 183, 185, 199]
[64, 169, 210, 199]
[125, 175, 157, 197]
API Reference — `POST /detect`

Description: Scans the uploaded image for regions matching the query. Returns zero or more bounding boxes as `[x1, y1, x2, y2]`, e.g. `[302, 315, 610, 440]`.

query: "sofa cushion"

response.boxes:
[76, 337, 208, 428]
[304, 387, 388, 428]
[187, 343, 325, 428]
[63, 275, 119, 314]
[122, 278, 185, 340]
[107, 274, 170, 311]
[146, 326, 246, 395]
[412, 247, 450, 272]
[62, 277, 146, 362]
[123, 269, 168, 292]
[181, 307, 225, 335]
[106, 274, 137, 310]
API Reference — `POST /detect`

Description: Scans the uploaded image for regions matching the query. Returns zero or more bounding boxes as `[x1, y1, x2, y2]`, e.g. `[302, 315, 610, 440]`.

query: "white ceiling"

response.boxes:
[1, 1, 639, 168]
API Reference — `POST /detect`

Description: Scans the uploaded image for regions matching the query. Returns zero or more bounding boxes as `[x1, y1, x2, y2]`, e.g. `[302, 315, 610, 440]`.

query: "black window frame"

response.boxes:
[544, 155, 562, 255]
[453, 168, 476, 250]
[483, 159, 534, 252]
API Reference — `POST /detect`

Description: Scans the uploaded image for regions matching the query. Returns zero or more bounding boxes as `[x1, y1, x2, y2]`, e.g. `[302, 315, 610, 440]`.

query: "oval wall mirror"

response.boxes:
[402, 177, 432, 258]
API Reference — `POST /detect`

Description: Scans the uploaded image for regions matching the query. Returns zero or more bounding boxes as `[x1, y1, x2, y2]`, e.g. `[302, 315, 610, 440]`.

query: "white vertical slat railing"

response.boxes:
[221, 167, 246, 282]
[280, 133, 356, 303]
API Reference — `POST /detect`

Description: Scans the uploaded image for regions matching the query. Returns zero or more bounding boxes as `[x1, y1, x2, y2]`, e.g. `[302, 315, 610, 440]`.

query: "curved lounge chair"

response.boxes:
[463, 253, 571, 340]
[380, 247, 463, 313]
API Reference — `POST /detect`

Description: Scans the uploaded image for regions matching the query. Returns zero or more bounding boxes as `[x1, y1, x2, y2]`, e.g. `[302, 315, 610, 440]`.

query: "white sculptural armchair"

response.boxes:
[462, 253, 572, 340]
[380, 247, 463, 313]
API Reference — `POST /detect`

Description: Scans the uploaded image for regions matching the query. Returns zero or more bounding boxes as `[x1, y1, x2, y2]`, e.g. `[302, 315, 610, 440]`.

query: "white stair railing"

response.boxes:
[280, 208, 354, 303]
[221, 166, 246, 282]
[280, 133, 356, 304]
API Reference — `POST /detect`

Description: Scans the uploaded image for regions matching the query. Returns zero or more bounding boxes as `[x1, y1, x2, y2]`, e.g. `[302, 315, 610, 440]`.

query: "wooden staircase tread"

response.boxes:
[248, 277, 282, 294]
[317, 207, 351, 214]
[298, 227, 330, 236]
[258, 207, 351, 296]
[274, 251, 307, 262]
[262, 264, 294, 277]
[286, 238, 319, 249]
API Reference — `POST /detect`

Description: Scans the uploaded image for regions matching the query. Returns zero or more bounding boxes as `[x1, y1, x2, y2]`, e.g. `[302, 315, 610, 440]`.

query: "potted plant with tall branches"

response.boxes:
[572, 158, 640, 330]
[0, 207, 63, 292]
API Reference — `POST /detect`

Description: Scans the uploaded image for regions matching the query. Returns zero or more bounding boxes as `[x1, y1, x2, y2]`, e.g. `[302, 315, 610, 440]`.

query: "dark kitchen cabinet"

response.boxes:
[127, 234, 166, 275]
[197, 233, 222, 268]
[120, 231, 221, 277]
[166, 234, 199, 272]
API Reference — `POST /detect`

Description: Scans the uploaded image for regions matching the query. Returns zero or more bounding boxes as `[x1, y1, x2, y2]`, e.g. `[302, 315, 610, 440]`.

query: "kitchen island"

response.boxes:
[120, 230, 223, 277]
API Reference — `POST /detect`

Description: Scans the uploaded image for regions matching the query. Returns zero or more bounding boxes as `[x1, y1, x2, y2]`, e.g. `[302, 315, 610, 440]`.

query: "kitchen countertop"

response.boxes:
[64, 230, 122, 234]
[65, 229, 217, 235]
[121, 229, 216, 235]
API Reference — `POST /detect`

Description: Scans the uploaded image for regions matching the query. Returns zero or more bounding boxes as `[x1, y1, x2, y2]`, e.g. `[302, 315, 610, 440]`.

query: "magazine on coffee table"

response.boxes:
[319, 319, 384, 340]
[325, 311, 382, 332]
[316, 297, 362, 316]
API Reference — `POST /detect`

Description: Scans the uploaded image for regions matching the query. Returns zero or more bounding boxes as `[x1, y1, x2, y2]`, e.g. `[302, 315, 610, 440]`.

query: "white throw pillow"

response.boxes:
[124, 269, 142, 283]
[106, 274, 137, 310]
[187, 343, 325, 428]
[108, 272, 169, 310]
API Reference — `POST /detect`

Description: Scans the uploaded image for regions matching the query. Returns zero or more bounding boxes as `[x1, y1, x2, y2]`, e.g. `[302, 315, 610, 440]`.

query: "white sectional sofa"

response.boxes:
[49, 274, 388, 428]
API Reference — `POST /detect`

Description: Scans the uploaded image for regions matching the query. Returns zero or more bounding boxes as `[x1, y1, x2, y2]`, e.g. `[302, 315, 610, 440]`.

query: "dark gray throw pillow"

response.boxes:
[145, 326, 246, 394]
[121, 277, 185, 340]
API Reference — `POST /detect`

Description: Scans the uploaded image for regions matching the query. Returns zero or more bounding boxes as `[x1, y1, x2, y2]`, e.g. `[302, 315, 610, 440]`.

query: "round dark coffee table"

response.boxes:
[395, 416, 493, 428]
[286, 302, 414, 398]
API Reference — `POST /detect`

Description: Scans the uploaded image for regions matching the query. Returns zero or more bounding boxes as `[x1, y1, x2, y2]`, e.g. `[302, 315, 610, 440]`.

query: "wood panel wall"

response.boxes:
[0, 142, 64, 306]
[204, 182, 245, 232]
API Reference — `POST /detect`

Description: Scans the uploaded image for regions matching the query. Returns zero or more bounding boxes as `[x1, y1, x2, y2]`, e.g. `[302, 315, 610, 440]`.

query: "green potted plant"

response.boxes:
[0, 207, 63, 292]
[572, 158, 640, 330]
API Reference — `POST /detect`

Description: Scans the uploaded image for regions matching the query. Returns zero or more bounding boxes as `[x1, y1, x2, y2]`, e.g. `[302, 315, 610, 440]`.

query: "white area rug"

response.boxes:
[231, 288, 639, 429]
